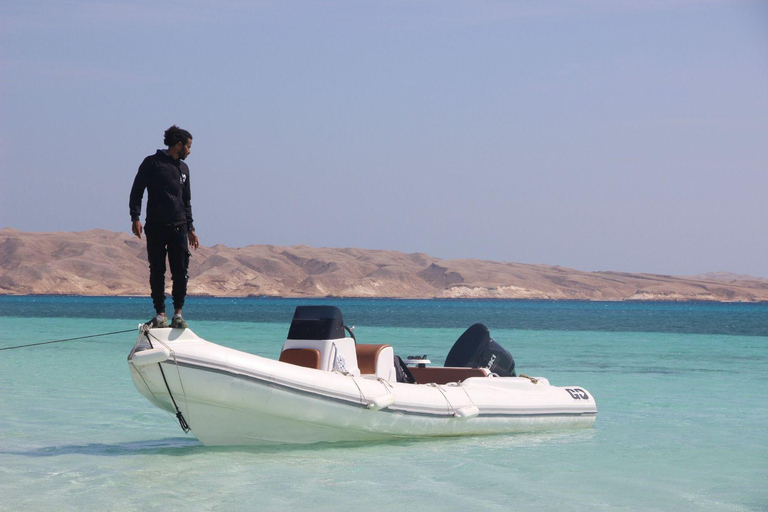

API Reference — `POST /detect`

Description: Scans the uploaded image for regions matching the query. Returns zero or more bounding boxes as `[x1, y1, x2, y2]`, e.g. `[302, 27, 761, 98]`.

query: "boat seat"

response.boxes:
[279, 348, 321, 370]
[408, 367, 490, 385]
[355, 344, 396, 382]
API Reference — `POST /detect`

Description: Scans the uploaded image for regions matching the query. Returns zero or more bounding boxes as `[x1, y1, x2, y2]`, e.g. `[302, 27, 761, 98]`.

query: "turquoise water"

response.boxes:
[0, 297, 766, 511]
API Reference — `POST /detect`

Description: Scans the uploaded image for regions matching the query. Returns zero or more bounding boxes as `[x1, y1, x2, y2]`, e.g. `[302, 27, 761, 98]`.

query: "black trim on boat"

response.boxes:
[162, 359, 597, 420]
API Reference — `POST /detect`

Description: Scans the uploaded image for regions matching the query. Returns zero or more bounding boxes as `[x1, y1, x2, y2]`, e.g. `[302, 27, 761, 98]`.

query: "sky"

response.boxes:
[1, 0, 767, 277]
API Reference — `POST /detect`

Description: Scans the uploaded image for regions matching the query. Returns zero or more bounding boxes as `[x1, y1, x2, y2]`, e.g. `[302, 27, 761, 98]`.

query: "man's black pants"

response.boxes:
[145, 224, 190, 315]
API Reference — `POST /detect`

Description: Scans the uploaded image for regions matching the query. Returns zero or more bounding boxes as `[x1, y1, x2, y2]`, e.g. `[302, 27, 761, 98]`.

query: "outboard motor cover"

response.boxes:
[444, 323, 516, 377]
[287, 306, 345, 340]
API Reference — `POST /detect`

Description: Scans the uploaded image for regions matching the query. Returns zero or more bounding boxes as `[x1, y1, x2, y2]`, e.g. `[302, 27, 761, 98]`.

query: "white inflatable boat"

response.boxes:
[128, 306, 596, 445]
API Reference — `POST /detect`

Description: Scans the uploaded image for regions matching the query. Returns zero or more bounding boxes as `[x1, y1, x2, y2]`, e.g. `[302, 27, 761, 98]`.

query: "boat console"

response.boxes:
[280, 306, 396, 381]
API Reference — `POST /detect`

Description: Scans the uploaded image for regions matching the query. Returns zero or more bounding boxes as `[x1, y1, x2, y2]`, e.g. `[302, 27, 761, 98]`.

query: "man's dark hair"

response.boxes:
[164, 125, 193, 147]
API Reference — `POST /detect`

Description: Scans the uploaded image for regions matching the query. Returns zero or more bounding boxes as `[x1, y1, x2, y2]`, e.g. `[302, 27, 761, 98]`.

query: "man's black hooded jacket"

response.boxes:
[129, 150, 195, 231]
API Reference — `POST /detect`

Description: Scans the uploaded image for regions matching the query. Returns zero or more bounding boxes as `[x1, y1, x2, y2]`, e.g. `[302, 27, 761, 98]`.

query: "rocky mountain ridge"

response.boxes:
[2, 228, 767, 301]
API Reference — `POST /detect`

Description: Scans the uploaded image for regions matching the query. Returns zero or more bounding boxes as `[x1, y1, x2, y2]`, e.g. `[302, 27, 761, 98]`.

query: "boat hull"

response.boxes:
[129, 328, 596, 446]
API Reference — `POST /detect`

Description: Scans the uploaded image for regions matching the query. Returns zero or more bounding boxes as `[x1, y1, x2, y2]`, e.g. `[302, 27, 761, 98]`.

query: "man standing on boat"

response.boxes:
[129, 125, 200, 328]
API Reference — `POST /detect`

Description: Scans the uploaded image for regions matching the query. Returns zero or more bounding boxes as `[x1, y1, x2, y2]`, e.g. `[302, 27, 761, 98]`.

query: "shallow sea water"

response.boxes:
[0, 298, 766, 511]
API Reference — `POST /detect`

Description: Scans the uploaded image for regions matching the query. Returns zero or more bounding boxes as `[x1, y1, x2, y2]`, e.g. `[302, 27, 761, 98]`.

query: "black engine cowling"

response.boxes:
[444, 323, 516, 377]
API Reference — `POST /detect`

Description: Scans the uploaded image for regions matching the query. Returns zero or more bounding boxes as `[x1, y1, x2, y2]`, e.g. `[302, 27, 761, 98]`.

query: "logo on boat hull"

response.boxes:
[565, 388, 590, 400]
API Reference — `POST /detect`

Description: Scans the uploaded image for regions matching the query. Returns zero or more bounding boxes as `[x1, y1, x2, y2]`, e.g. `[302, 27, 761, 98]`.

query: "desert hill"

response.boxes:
[1, 228, 767, 301]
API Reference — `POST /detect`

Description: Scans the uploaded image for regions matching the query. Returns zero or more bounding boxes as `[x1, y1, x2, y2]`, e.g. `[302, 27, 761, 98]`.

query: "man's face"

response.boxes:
[180, 139, 192, 160]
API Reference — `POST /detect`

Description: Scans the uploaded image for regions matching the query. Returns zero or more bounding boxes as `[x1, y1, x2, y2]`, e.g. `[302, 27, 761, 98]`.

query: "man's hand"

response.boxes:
[132, 220, 143, 239]
[189, 230, 200, 250]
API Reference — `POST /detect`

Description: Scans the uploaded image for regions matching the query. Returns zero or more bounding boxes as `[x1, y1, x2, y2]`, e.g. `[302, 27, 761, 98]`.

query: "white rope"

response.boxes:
[459, 382, 478, 410]
[377, 377, 394, 392]
[147, 331, 191, 424]
[344, 373, 367, 406]
[429, 383, 456, 415]
[129, 330, 169, 420]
